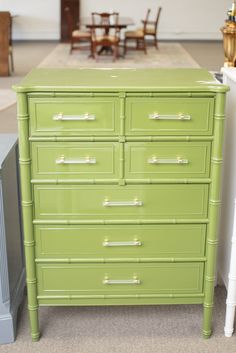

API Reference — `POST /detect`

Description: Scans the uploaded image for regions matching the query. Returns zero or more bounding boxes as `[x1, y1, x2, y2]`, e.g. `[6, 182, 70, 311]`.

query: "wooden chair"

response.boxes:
[143, 7, 162, 49]
[64, 7, 92, 54]
[91, 12, 120, 62]
[124, 9, 151, 55]
[9, 16, 14, 72]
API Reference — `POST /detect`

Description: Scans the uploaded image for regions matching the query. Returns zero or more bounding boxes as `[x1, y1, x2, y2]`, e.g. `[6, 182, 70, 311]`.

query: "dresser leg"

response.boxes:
[28, 305, 40, 341]
[202, 305, 213, 338]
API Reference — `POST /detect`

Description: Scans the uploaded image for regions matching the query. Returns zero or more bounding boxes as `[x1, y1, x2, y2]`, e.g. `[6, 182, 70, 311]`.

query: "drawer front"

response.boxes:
[35, 224, 206, 259]
[37, 263, 204, 296]
[31, 142, 119, 180]
[29, 97, 120, 136]
[125, 142, 211, 179]
[126, 97, 214, 135]
[34, 184, 208, 220]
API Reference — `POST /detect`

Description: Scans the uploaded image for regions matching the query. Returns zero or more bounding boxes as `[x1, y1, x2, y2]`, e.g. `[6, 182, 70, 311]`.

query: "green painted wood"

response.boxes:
[125, 142, 211, 179]
[31, 142, 119, 180]
[17, 93, 40, 342]
[36, 263, 204, 297]
[37, 296, 204, 306]
[34, 224, 206, 259]
[15, 68, 227, 339]
[13, 68, 228, 93]
[126, 97, 214, 136]
[33, 184, 209, 221]
[203, 92, 226, 339]
[29, 97, 120, 136]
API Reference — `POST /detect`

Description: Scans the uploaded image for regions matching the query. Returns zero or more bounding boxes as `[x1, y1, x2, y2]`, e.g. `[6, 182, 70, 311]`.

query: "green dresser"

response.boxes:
[14, 68, 228, 340]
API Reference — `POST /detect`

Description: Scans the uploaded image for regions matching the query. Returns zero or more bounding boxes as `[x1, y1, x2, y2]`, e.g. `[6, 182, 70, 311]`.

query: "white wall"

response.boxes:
[0, 0, 232, 40]
[82, 0, 230, 40]
[1, 0, 60, 40]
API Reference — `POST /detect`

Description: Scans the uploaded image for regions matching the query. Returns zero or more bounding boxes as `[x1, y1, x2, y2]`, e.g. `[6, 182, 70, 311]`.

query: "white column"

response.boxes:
[224, 199, 236, 337]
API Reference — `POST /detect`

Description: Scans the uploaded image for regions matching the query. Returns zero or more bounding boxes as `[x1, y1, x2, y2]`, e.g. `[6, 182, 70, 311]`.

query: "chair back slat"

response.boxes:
[143, 8, 151, 32]
[155, 7, 162, 31]
[91, 12, 120, 40]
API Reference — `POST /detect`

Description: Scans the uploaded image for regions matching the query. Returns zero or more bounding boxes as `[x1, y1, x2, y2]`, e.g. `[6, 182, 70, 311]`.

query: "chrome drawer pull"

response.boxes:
[148, 113, 191, 120]
[103, 199, 143, 207]
[103, 276, 140, 285]
[148, 157, 189, 165]
[56, 155, 96, 165]
[103, 239, 142, 247]
[53, 112, 96, 121]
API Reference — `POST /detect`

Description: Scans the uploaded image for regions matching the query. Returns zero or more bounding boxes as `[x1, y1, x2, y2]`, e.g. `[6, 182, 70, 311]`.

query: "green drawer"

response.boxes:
[125, 142, 211, 179]
[29, 97, 120, 136]
[31, 142, 119, 180]
[126, 97, 214, 135]
[37, 263, 204, 297]
[34, 184, 208, 220]
[35, 224, 206, 259]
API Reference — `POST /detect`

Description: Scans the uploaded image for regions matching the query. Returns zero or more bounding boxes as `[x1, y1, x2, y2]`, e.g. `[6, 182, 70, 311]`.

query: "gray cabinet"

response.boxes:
[0, 134, 25, 344]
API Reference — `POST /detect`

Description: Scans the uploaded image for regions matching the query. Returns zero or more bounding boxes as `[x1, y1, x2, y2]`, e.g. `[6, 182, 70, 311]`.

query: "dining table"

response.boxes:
[81, 16, 134, 57]
[82, 16, 134, 32]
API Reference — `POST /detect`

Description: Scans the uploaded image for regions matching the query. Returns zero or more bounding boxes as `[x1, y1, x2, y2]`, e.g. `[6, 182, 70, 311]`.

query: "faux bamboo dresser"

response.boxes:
[14, 68, 228, 340]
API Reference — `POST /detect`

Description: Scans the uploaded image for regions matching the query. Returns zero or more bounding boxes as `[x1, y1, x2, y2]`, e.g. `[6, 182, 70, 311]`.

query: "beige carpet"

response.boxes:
[0, 43, 199, 112]
[0, 89, 16, 111]
[0, 77, 23, 112]
[0, 287, 235, 353]
[38, 43, 200, 69]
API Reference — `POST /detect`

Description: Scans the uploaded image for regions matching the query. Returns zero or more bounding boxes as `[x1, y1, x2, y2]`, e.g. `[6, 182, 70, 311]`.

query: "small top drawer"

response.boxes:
[126, 97, 214, 135]
[28, 97, 120, 136]
[31, 142, 119, 180]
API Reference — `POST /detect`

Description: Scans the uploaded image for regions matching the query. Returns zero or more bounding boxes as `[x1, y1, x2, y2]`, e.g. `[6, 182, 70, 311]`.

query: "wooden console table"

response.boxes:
[0, 12, 10, 76]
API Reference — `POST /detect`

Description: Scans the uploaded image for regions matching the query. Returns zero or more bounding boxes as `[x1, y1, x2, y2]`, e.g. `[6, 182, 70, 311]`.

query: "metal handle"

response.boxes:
[103, 239, 142, 247]
[148, 113, 191, 120]
[148, 156, 189, 165]
[103, 199, 143, 207]
[53, 112, 96, 121]
[103, 276, 140, 285]
[56, 155, 96, 165]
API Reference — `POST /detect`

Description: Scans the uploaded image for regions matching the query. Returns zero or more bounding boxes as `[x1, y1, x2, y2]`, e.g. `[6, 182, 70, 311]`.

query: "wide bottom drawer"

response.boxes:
[37, 263, 204, 297]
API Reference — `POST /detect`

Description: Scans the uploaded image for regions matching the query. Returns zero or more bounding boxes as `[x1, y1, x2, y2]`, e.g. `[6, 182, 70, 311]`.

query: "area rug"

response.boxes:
[0, 89, 17, 111]
[0, 43, 199, 111]
[38, 42, 200, 69]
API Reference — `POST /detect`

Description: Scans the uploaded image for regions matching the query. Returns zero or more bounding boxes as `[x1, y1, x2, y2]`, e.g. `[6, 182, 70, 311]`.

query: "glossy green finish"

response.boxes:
[17, 93, 40, 341]
[29, 97, 120, 136]
[38, 296, 204, 306]
[13, 68, 228, 93]
[33, 184, 208, 220]
[36, 263, 204, 297]
[202, 92, 226, 338]
[126, 98, 214, 136]
[125, 142, 211, 179]
[31, 142, 119, 180]
[15, 68, 227, 340]
[34, 224, 206, 259]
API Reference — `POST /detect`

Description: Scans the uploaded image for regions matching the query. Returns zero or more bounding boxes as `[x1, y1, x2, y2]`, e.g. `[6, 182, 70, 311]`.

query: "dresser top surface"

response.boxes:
[14, 68, 228, 93]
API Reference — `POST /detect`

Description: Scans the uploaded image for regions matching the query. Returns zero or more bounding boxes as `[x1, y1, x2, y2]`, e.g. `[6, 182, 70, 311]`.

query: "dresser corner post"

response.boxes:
[17, 92, 40, 342]
[203, 91, 226, 338]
